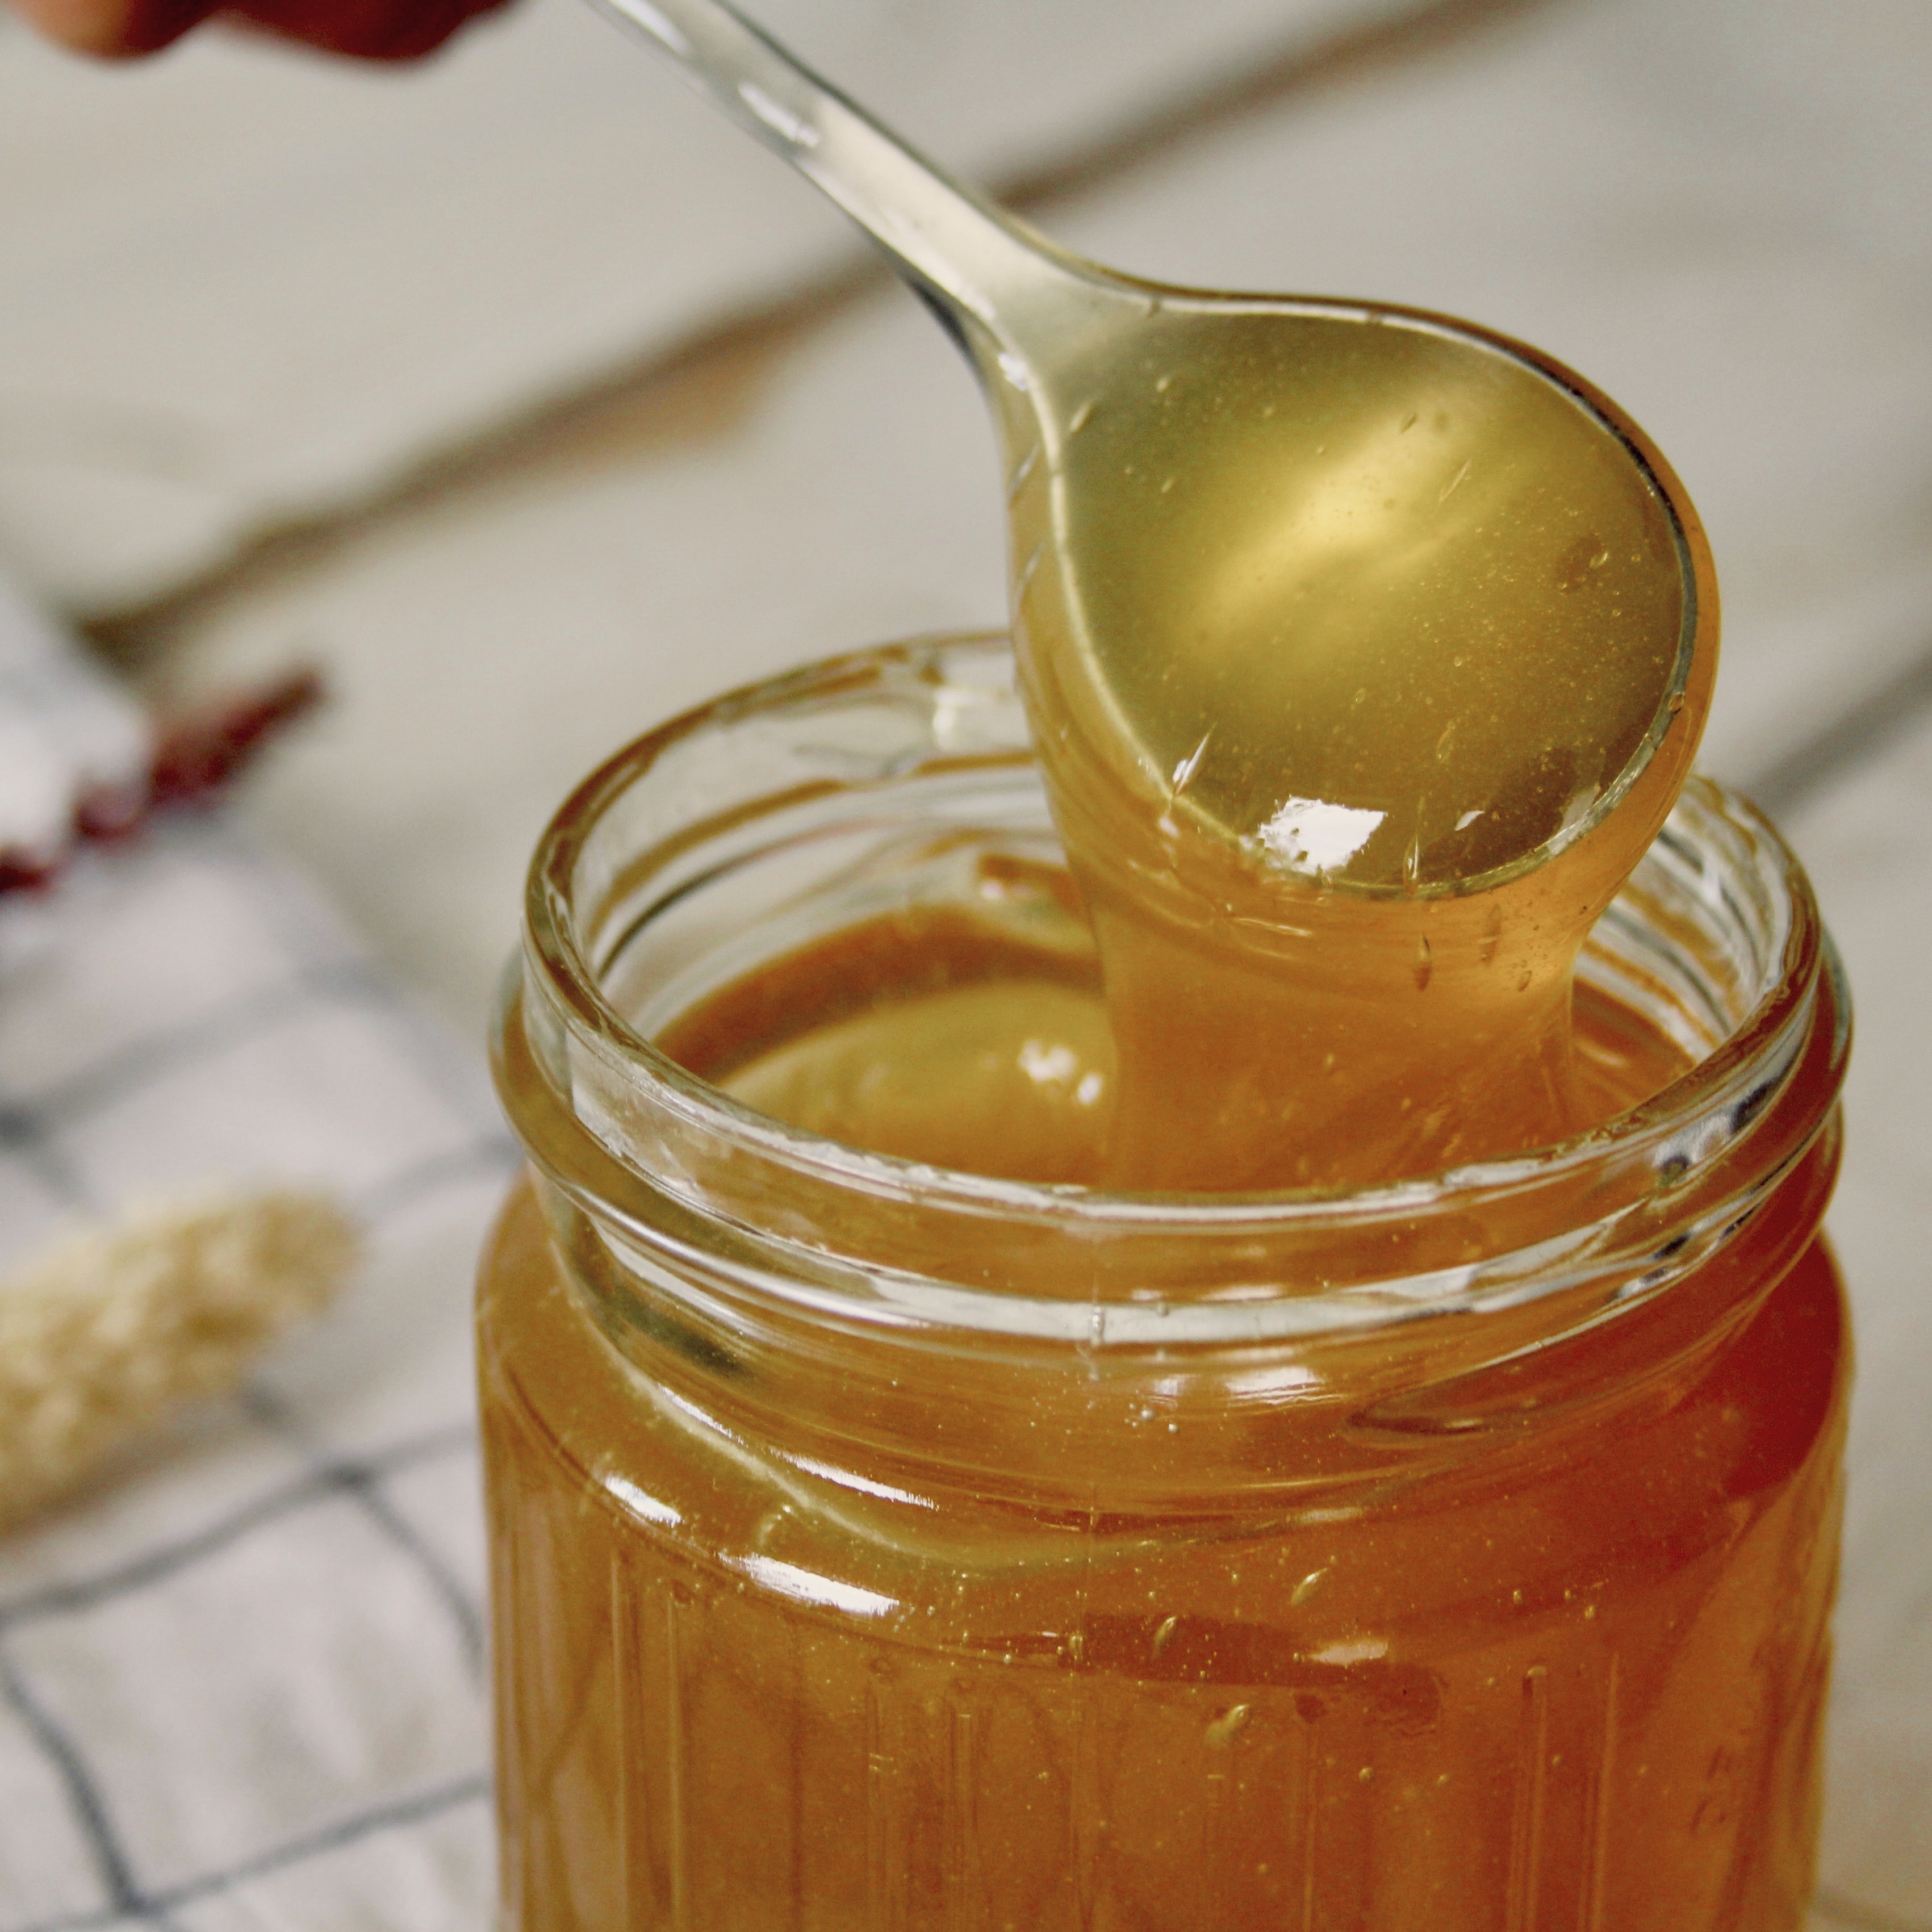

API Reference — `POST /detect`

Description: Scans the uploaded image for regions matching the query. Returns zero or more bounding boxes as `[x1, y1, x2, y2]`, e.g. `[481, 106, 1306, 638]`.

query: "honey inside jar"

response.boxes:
[664, 868, 1684, 1191]
[481, 638, 1849, 1929]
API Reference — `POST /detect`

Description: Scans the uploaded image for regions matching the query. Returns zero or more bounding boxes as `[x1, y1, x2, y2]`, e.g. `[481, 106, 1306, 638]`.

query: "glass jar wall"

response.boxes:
[480, 635, 1849, 1931]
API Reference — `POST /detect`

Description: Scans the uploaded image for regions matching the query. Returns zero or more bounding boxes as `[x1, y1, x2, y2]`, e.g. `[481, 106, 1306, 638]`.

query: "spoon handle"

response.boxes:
[584, 0, 1056, 344]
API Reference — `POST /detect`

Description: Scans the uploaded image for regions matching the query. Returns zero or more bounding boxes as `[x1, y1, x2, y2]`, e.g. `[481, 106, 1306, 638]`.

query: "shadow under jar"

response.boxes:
[480, 634, 1850, 1931]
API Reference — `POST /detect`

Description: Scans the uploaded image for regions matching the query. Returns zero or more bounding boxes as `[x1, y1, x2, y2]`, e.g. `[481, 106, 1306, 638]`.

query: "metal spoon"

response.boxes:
[587, 0, 1714, 898]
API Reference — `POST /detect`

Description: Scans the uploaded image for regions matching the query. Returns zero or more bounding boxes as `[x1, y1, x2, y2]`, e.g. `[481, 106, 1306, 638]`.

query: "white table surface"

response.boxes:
[2, 0, 1927, 1922]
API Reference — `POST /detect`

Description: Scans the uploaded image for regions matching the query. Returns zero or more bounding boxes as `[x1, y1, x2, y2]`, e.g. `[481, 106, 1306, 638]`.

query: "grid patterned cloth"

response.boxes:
[0, 593, 516, 1927]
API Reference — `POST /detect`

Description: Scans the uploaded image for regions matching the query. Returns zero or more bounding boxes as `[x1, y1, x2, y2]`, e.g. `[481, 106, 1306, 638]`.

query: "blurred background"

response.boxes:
[0, 0, 1927, 1922]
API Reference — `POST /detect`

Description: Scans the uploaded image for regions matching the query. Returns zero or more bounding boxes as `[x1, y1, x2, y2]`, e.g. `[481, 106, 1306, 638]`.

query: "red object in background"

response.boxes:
[148, 669, 324, 807]
[0, 668, 324, 895]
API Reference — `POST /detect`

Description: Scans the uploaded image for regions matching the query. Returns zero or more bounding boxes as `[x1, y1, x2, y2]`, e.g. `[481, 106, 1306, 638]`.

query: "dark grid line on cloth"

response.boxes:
[0, 1645, 152, 1927]
[5, 1772, 491, 1932]
[0, 1414, 483, 1932]
[239, 1386, 486, 1676]
[0, 896, 506, 1924]
[0, 753, 507, 1931]
[0, 1105, 98, 1213]
[13, 963, 416, 1130]
[0, 1423, 475, 1635]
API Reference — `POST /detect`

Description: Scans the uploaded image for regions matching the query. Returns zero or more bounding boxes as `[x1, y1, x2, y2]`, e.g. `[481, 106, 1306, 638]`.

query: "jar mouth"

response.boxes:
[503, 635, 1846, 1337]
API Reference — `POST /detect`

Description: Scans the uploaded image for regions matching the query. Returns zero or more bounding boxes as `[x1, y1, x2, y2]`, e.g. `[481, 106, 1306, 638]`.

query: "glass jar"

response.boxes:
[480, 634, 1850, 1931]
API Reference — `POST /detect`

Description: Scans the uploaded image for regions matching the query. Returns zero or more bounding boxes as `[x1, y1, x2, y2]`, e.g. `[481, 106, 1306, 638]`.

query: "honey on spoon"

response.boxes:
[589, 0, 1717, 1189]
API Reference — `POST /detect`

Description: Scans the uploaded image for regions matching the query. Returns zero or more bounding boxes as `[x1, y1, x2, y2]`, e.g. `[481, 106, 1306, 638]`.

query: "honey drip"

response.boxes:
[662, 888, 1696, 1192]
[689, 311, 1717, 1192]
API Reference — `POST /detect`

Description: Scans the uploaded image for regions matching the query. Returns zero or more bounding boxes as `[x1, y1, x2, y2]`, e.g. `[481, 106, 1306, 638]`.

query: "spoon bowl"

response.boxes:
[1002, 283, 1704, 896]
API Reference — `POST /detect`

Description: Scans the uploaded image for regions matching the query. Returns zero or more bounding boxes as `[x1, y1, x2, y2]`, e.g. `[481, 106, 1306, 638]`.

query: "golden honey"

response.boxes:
[480, 639, 1847, 1928]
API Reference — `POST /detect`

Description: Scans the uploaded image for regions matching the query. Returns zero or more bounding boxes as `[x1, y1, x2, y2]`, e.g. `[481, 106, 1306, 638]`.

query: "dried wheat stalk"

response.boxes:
[0, 1191, 357, 1530]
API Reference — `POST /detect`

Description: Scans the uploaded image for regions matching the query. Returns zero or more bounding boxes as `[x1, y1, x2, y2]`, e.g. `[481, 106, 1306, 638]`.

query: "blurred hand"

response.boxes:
[10, 0, 508, 58]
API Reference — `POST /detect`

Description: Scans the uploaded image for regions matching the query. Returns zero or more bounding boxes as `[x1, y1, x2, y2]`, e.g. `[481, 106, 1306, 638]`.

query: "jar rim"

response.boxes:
[521, 626, 1831, 1198]
[505, 635, 1846, 1337]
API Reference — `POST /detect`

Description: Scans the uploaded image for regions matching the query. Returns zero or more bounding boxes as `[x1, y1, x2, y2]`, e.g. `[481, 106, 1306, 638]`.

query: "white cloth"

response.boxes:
[0, 585, 512, 1929]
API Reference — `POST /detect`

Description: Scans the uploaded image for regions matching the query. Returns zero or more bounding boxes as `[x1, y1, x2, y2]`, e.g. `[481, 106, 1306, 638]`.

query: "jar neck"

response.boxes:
[512, 1085, 1839, 1513]
[495, 631, 1847, 1507]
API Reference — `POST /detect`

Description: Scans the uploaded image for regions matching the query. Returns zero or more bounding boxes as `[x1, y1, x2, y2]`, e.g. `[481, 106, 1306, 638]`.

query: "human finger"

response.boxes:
[216, 0, 505, 59]
[7, 0, 212, 57]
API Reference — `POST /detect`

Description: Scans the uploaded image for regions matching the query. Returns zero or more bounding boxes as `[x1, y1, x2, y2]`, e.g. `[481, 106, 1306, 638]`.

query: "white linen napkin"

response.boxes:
[0, 579, 513, 1928]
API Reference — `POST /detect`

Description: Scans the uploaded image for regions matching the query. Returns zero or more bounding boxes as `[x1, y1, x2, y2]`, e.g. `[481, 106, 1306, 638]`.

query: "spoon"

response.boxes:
[586, 0, 1714, 902]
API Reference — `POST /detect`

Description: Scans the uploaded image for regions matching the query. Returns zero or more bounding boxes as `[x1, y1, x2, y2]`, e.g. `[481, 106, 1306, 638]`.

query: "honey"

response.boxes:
[483, 1168, 1843, 1929]
[661, 885, 1688, 1191]
[480, 639, 1849, 1929]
